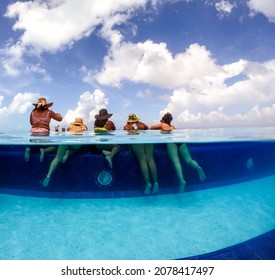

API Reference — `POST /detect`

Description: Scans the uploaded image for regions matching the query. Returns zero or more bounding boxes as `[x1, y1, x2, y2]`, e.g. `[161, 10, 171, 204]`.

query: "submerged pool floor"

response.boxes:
[1, 175, 275, 260]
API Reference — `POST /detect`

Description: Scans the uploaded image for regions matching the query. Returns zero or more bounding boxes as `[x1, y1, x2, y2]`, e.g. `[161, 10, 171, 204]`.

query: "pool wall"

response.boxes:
[1, 142, 275, 197]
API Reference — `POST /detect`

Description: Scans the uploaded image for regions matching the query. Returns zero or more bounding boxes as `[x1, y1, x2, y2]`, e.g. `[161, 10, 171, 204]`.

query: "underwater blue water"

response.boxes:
[1, 127, 275, 259]
[1, 175, 275, 260]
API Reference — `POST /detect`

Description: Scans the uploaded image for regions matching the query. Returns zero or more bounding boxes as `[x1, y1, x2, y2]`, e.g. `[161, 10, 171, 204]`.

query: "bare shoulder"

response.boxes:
[150, 123, 162, 130]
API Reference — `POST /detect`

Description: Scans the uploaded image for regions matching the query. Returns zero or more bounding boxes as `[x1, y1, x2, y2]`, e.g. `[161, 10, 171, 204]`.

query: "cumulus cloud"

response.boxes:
[247, 0, 275, 23]
[4, 0, 144, 52]
[0, 90, 108, 130]
[63, 89, 109, 125]
[1, 42, 25, 77]
[96, 36, 275, 127]
[3, 0, 275, 129]
[2, 0, 149, 76]
[160, 59, 275, 128]
[0, 92, 38, 120]
[96, 42, 222, 88]
[167, 104, 275, 128]
[0, 107, 9, 120]
[2, 0, 191, 78]
[8, 92, 39, 114]
[0, 96, 4, 106]
[80, 65, 97, 86]
[215, 1, 235, 19]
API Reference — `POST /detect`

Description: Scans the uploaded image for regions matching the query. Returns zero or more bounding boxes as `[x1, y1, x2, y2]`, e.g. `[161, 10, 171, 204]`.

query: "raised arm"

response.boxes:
[50, 110, 63, 122]
[150, 123, 162, 130]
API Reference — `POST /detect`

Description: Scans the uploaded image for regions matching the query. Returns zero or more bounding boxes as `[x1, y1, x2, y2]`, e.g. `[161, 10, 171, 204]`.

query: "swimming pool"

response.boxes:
[1, 128, 275, 259]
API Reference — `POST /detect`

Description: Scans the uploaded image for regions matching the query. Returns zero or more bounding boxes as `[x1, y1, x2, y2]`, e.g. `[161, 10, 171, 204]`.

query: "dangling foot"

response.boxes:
[198, 167, 206, 182]
[179, 181, 187, 193]
[152, 183, 159, 193]
[24, 147, 31, 162]
[40, 148, 45, 162]
[42, 176, 51, 187]
[144, 183, 152, 195]
[105, 155, 113, 168]
[102, 150, 111, 156]
[62, 150, 70, 163]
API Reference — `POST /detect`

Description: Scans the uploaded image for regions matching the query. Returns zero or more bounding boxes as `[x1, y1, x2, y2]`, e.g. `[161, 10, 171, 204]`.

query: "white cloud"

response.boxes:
[1, 42, 25, 77]
[95, 36, 275, 127]
[63, 89, 109, 125]
[2, 0, 275, 130]
[0, 96, 4, 106]
[0, 90, 109, 130]
[247, 0, 275, 23]
[80, 65, 96, 85]
[99, 12, 130, 47]
[2, 0, 192, 78]
[8, 92, 38, 114]
[136, 89, 154, 99]
[161, 59, 275, 128]
[1, 41, 51, 79]
[2, 0, 149, 76]
[0, 92, 38, 121]
[215, 1, 235, 19]
[26, 64, 52, 82]
[168, 104, 275, 128]
[96, 41, 222, 88]
[0, 107, 9, 121]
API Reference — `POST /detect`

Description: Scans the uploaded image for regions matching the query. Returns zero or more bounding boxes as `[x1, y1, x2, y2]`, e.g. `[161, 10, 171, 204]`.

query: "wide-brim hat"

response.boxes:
[72, 117, 84, 124]
[71, 117, 86, 126]
[95, 109, 113, 120]
[32, 97, 53, 108]
[127, 113, 140, 122]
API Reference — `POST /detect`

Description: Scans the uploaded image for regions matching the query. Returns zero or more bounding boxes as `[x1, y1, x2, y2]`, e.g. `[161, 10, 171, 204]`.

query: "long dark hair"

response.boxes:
[161, 113, 173, 125]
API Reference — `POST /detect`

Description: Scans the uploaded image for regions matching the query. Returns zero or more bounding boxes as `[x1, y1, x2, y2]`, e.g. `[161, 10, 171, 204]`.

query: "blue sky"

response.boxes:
[1, 0, 275, 132]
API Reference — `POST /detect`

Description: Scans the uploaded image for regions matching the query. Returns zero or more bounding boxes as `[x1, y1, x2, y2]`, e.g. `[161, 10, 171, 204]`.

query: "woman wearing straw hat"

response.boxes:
[67, 117, 88, 133]
[41, 117, 88, 187]
[40, 117, 87, 163]
[30, 97, 62, 134]
[124, 113, 159, 194]
[24, 97, 62, 162]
